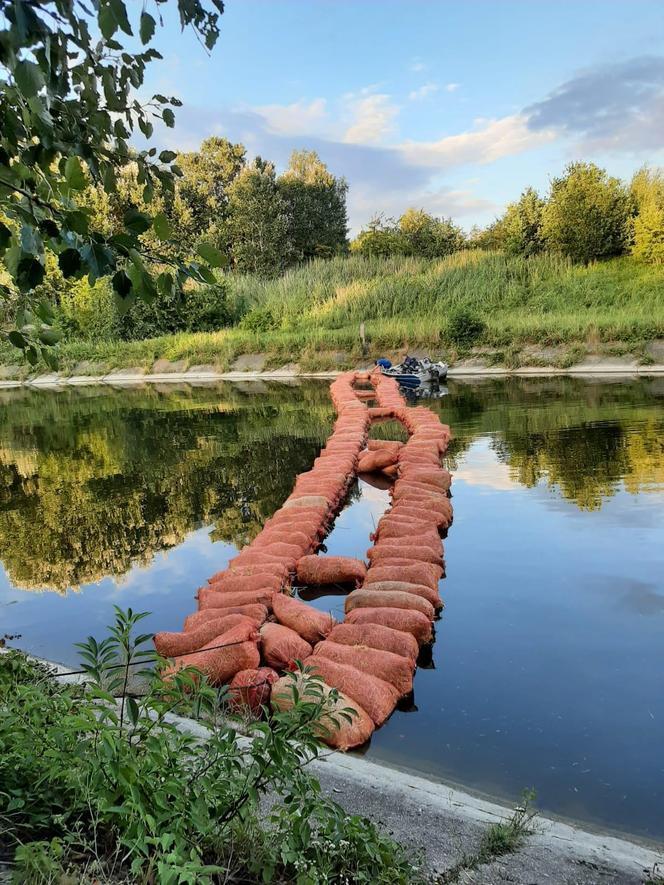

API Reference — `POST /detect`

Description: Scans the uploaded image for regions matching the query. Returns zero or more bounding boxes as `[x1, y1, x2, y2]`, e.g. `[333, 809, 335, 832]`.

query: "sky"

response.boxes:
[141, 0, 664, 233]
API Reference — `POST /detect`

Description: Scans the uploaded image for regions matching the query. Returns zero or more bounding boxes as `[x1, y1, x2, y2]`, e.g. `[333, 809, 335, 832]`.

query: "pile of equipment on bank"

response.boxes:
[154, 370, 453, 750]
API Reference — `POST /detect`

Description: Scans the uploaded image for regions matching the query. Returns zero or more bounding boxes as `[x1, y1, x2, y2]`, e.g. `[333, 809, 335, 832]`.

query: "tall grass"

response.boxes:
[2, 252, 663, 374]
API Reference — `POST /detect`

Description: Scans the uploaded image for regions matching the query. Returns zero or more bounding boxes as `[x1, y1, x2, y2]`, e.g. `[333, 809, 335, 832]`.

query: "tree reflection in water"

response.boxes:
[0, 376, 662, 593]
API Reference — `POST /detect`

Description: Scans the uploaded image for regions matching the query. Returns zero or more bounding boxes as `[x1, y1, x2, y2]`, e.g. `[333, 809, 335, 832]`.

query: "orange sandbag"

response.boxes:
[363, 579, 442, 610]
[368, 439, 404, 453]
[357, 450, 398, 473]
[296, 555, 367, 585]
[391, 503, 452, 529]
[227, 562, 290, 579]
[207, 572, 283, 593]
[368, 406, 396, 419]
[302, 656, 398, 726]
[367, 544, 443, 566]
[373, 524, 442, 549]
[327, 622, 418, 662]
[228, 667, 279, 715]
[260, 622, 312, 670]
[272, 593, 335, 645]
[163, 623, 260, 686]
[155, 613, 256, 657]
[198, 587, 274, 610]
[184, 604, 268, 632]
[382, 464, 399, 478]
[345, 606, 433, 644]
[398, 468, 452, 491]
[230, 551, 297, 569]
[283, 495, 331, 511]
[248, 541, 306, 559]
[271, 673, 374, 750]
[365, 562, 441, 589]
[313, 640, 414, 696]
[345, 588, 435, 621]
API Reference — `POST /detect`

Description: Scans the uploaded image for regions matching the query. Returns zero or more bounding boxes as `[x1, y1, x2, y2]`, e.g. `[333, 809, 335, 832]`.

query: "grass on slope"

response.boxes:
[2, 251, 663, 375]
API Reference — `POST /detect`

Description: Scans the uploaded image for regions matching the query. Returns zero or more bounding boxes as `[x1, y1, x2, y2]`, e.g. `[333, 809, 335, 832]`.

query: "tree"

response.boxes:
[630, 166, 664, 265]
[350, 215, 403, 258]
[226, 159, 291, 276]
[397, 208, 464, 257]
[0, 0, 225, 366]
[278, 150, 348, 260]
[174, 137, 246, 253]
[541, 162, 630, 263]
[499, 187, 545, 256]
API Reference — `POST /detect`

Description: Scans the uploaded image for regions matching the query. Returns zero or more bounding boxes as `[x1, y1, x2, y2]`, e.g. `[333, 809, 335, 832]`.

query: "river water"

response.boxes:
[1, 376, 662, 839]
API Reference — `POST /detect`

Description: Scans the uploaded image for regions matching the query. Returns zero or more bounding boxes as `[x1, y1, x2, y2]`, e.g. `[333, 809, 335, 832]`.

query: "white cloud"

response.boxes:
[408, 82, 439, 101]
[445, 83, 460, 93]
[399, 114, 556, 168]
[250, 98, 328, 136]
[410, 58, 426, 72]
[343, 91, 400, 144]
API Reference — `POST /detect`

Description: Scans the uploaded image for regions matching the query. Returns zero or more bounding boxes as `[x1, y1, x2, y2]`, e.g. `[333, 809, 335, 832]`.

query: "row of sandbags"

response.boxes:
[153, 373, 373, 715]
[271, 373, 455, 749]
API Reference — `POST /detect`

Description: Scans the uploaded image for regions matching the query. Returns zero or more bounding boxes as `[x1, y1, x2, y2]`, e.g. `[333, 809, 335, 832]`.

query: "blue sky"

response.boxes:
[142, 0, 664, 232]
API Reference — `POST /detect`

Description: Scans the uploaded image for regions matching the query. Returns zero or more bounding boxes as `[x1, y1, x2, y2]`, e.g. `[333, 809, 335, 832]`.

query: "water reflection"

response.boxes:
[0, 376, 663, 838]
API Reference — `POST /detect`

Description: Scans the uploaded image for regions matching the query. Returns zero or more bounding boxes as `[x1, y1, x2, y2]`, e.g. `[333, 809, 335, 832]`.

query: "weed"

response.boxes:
[439, 789, 537, 883]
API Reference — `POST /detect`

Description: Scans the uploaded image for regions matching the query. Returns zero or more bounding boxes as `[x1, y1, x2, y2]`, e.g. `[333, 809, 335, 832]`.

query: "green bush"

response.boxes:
[445, 307, 487, 347]
[59, 276, 121, 341]
[239, 305, 278, 332]
[119, 281, 232, 340]
[0, 608, 422, 884]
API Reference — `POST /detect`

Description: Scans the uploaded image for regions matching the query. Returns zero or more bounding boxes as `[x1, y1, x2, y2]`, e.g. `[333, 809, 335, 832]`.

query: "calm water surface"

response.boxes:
[1, 377, 663, 839]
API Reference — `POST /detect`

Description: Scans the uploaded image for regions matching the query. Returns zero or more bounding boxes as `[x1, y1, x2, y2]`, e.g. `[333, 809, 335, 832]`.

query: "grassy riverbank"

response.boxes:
[2, 251, 664, 376]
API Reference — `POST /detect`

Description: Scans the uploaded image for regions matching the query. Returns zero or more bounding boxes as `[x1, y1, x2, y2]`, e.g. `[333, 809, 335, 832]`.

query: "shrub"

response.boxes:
[630, 166, 664, 265]
[119, 280, 232, 339]
[239, 305, 278, 332]
[542, 162, 631, 263]
[445, 307, 487, 346]
[59, 275, 121, 341]
[0, 608, 423, 884]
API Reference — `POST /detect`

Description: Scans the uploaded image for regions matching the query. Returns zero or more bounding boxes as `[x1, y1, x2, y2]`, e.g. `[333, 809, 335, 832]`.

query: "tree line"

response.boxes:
[351, 162, 664, 266]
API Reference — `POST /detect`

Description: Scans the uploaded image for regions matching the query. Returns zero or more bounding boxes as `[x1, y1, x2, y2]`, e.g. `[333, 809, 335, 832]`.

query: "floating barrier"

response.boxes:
[156, 369, 453, 746]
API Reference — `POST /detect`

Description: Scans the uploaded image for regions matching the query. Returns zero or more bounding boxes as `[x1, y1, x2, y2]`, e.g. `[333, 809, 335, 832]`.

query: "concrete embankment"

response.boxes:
[2, 358, 664, 389]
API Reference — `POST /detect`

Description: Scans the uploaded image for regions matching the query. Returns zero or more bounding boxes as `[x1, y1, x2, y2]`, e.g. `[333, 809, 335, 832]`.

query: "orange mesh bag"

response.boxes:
[367, 544, 443, 566]
[373, 525, 442, 549]
[368, 440, 403, 453]
[272, 593, 335, 645]
[270, 673, 374, 750]
[363, 579, 443, 610]
[259, 622, 312, 670]
[282, 495, 331, 511]
[230, 551, 297, 569]
[313, 640, 414, 696]
[228, 667, 279, 715]
[155, 613, 256, 657]
[374, 515, 441, 537]
[345, 606, 433, 644]
[398, 468, 452, 491]
[163, 623, 260, 686]
[365, 562, 441, 590]
[392, 481, 448, 499]
[249, 531, 313, 553]
[184, 604, 268, 632]
[296, 555, 367, 585]
[357, 450, 398, 473]
[247, 541, 305, 559]
[382, 464, 399, 478]
[345, 588, 435, 621]
[391, 501, 452, 526]
[208, 572, 283, 593]
[327, 622, 418, 662]
[302, 656, 398, 726]
[365, 556, 446, 581]
[368, 406, 397, 419]
[198, 587, 274, 610]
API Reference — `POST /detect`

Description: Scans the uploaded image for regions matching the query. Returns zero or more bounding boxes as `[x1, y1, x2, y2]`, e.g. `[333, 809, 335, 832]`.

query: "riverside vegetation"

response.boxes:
[0, 608, 423, 883]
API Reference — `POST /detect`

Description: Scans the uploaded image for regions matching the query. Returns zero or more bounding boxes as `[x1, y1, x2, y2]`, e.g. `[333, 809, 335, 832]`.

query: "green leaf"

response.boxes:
[162, 108, 175, 128]
[109, 0, 132, 35]
[38, 328, 62, 345]
[158, 150, 177, 164]
[63, 211, 89, 235]
[112, 269, 132, 298]
[8, 331, 27, 349]
[35, 300, 56, 323]
[140, 12, 156, 44]
[64, 156, 87, 191]
[98, 4, 118, 39]
[157, 271, 173, 296]
[152, 212, 171, 240]
[197, 242, 227, 268]
[15, 256, 45, 292]
[126, 697, 139, 725]
[123, 208, 152, 235]
[14, 60, 44, 98]
[58, 248, 82, 278]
